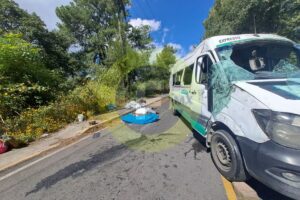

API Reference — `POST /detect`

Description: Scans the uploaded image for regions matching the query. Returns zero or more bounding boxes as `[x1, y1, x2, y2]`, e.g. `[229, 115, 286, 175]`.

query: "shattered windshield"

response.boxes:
[216, 40, 300, 79]
[210, 40, 300, 115]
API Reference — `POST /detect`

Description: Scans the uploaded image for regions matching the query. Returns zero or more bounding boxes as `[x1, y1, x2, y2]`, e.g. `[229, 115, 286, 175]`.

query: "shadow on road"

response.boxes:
[25, 143, 128, 197]
[245, 178, 294, 200]
[180, 114, 294, 200]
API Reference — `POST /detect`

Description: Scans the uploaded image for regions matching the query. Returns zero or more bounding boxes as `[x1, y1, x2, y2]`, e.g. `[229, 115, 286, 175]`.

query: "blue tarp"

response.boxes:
[121, 113, 159, 125]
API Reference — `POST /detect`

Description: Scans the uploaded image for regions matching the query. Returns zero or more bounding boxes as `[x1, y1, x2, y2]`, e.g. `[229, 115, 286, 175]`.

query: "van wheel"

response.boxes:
[211, 130, 248, 181]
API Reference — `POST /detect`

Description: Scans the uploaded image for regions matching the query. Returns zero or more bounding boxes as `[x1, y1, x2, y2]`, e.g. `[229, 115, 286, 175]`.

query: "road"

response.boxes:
[0, 99, 229, 200]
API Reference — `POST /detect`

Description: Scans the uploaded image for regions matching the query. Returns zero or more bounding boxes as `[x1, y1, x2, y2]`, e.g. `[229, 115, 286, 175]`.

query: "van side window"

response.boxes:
[183, 64, 194, 85]
[174, 70, 183, 85]
[200, 55, 213, 86]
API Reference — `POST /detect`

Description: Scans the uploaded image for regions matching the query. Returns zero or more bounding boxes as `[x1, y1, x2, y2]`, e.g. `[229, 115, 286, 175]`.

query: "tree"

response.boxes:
[204, 0, 300, 42]
[56, 0, 152, 63]
[156, 46, 177, 69]
[0, 34, 62, 118]
[127, 25, 152, 50]
[56, 0, 128, 59]
[0, 0, 71, 74]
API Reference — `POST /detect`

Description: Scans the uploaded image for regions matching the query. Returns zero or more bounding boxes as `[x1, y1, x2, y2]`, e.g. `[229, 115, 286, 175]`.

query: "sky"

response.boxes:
[14, 0, 215, 57]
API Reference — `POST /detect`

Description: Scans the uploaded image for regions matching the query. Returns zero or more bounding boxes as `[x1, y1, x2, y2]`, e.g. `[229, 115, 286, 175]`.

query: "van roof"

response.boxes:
[171, 34, 294, 73]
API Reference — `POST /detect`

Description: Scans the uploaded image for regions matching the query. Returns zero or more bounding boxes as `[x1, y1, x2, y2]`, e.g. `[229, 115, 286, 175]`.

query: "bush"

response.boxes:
[135, 80, 169, 97]
[0, 33, 63, 120]
[2, 78, 119, 147]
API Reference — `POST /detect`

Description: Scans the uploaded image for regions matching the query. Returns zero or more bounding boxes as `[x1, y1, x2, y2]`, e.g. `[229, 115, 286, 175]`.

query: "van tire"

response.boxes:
[210, 130, 248, 182]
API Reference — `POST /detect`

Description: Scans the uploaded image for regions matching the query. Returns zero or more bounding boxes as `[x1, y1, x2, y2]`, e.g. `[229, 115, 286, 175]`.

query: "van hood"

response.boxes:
[234, 80, 300, 114]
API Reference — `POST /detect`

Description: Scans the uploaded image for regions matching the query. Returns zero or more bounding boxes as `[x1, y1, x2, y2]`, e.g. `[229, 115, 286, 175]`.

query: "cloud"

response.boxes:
[168, 43, 182, 51]
[167, 43, 186, 58]
[161, 28, 169, 44]
[129, 18, 161, 32]
[149, 42, 185, 63]
[15, 0, 72, 30]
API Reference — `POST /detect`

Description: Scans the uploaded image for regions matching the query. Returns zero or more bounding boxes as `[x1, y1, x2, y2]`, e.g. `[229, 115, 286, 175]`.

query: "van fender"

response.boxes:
[206, 112, 246, 147]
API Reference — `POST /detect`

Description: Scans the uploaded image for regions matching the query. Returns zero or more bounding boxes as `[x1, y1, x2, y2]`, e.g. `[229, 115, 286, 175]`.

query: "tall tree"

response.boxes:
[56, 0, 129, 59]
[0, 0, 71, 74]
[204, 0, 300, 42]
[156, 46, 177, 69]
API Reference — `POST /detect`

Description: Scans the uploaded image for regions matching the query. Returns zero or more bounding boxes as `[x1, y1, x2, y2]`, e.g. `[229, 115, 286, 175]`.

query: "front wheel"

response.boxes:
[210, 130, 249, 182]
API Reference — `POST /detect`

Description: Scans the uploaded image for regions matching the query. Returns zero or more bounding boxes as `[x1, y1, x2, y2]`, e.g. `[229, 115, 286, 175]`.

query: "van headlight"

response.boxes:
[252, 109, 300, 149]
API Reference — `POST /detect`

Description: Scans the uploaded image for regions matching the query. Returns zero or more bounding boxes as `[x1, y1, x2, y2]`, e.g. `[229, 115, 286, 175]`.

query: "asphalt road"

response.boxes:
[0, 99, 227, 200]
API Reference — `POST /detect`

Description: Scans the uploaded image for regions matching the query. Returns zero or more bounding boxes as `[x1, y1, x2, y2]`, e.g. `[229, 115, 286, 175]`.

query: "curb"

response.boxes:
[0, 96, 169, 173]
[232, 182, 259, 200]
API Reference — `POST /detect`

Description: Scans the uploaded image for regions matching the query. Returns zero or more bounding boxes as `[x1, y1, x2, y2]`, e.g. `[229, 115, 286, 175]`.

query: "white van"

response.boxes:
[169, 34, 300, 199]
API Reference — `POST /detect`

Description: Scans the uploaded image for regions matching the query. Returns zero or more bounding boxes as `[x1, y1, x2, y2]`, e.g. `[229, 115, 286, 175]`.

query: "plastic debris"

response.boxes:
[121, 113, 159, 125]
[77, 114, 85, 122]
[41, 133, 49, 138]
[135, 107, 156, 115]
[124, 101, 141, 109]
[0, 140, 8, 154]
[107, 104, 117, 111]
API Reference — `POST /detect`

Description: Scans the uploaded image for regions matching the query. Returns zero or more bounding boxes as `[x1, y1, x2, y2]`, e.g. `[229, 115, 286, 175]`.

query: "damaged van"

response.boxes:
[169, 34, 300, 199]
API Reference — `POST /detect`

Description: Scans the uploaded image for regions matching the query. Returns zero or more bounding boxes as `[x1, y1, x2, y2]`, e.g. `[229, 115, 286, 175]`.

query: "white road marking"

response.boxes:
[0, 127, 108, 182]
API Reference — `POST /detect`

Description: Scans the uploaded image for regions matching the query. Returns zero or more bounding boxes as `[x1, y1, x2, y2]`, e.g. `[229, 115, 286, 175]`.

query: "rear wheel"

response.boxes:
[211, 130, 248, 181]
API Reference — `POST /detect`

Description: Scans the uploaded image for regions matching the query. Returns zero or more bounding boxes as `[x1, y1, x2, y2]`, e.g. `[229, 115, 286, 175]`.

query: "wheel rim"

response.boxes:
[214, 139, 231, 171]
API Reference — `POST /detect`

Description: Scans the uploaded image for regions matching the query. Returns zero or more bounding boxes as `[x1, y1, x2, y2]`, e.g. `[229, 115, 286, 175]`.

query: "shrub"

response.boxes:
[0, 33, 63, 120]
[2, 79, 119, 147]
[135, 80, 169, 97]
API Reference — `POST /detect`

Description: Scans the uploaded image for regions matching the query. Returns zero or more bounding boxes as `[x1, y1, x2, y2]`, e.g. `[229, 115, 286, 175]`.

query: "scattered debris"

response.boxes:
[77, 114, 85, 122]
[124, 101, 142, 109]
[41, 133, 49, 138]
[107, 104, 116, 111]
[0, 140, 8, 154]
[135, 107, 156, 115]
[121, 113, 159, 125]
[89, 121, 98, 126]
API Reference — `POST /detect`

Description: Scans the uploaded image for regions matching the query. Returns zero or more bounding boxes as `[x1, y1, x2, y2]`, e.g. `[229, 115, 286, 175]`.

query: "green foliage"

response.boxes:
[56, 0, 128, 57]
[204, 0, 300, 42]
[135, 80, 169, 97]
[0, 34, 62, 119]
[127, 25, 152, 50]
[0, 0, 71, 74]
[0, 0, 159, 148]
[2, 79, 117, 147]
[156, 46, 177, 69]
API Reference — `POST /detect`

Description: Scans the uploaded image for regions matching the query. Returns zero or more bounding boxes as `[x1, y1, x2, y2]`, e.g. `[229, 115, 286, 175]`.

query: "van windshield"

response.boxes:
[216, 40, 300, 80]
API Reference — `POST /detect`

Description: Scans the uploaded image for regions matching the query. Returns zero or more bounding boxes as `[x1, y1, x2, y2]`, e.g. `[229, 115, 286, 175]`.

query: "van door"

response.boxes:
[189, 53, 215, 136]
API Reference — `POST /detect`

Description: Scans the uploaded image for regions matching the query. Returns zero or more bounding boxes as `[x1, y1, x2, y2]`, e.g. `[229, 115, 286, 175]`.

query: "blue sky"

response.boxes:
[129, 0, 215, 56]
[15, 0, 215, 57]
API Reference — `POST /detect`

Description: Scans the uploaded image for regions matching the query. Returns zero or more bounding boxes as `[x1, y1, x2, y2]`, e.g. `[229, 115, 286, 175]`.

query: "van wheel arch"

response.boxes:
[208, 122, 250, 181]
[207, 122, 236, 147]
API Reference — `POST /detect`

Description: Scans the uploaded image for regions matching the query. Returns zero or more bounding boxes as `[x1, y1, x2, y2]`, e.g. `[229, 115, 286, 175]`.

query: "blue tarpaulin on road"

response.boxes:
[121, 113, 159, 125]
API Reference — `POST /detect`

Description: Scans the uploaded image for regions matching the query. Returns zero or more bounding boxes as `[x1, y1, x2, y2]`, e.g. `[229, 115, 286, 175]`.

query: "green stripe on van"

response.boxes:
[174, 103, 207, 136]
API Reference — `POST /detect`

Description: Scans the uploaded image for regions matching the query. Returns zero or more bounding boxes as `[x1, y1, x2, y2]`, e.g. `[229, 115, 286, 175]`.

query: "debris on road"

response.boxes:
[122, 99, 159, 124]
[0, 140, 8, 154]
[77, 114, 85, 122]
[89, 120, 98, 126]
[41, 133, 49, 138]
[121, 113, 159, 125]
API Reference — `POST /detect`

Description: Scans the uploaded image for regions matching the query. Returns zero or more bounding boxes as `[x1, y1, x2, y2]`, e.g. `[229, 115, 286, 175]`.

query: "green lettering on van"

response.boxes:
[181, 89, 189, 95]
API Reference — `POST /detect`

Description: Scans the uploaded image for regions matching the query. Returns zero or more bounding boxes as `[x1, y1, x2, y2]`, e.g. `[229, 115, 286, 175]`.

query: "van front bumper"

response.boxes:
[237, 136, 300, 200]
